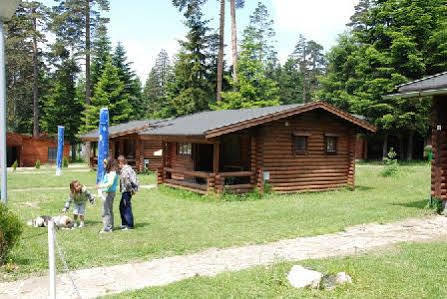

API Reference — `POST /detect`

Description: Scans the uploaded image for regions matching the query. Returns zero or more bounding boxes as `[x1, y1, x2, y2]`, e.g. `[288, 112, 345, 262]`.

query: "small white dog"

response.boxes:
[27, 215, 74, 229]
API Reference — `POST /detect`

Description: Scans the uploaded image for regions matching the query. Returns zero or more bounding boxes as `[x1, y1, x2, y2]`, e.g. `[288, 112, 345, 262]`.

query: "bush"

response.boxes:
[12, 160, 17, 172]
[381, 148, 399, 177]
[35, 160, 41, 169]
[0, 204, 23, 265]
[63, 157, 69, 168]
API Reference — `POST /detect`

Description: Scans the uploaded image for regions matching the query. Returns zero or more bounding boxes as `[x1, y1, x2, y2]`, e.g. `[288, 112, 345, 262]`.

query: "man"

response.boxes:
[117, 155, 138, 230]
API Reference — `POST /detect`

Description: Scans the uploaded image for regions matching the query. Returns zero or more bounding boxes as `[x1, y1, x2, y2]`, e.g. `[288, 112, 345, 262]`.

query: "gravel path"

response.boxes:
[1, 216, 446, 299]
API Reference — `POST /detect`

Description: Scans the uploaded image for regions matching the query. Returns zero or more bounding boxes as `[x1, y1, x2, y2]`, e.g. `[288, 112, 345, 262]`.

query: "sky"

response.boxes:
[41, 0, 358, 82]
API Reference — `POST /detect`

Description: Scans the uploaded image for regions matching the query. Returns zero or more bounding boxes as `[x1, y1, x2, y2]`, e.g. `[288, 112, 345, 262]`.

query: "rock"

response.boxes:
[287, 265, 323, 289]
[335, 272, 352, 285]
[321, 272, 353, 290]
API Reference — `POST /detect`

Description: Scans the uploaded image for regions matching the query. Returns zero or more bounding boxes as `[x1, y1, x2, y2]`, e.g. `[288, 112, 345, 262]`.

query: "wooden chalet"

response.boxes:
[139, 102, 376, 194]
[384, 72, 447, 201]
[80, 120, 163, 172]
[6, 132, 70, 167]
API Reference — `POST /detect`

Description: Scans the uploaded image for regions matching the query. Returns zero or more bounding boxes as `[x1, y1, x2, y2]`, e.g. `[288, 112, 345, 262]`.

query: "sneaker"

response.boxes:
[121, 227, 129, 231]
[119, 225, 127, 229]
[79, 222, 85, 228]
[99, 229, 112, 234]
[73, 223, 78, 228]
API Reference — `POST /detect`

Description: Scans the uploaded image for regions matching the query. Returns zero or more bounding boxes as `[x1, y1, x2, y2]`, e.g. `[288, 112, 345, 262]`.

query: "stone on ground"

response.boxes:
[321, 272, 353, 290]
[287, 265, 323, 289]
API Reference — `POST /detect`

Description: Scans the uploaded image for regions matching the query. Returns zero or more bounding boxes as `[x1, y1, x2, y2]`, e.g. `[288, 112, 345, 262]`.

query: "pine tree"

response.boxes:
[213, 31, 280, 110]
[230, 0, 245, 81]
[165, 4, 214, 117]
[277, 57, 303, 104]
[112, 43, 143, 119]
[291, 35, 326, 102]
[91, 21, 112, 89]
[143, 49, 172, 117]
[81, 59, 132, 133]
[52, 0, 110, 104]
[5, 1, 49, 134]
[41, 58, 82, 159]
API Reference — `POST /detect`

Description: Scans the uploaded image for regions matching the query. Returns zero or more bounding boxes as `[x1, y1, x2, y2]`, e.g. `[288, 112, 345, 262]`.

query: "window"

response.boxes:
[178, 143, 192, 156]
[48, 147, 57, 163]
[325, 136, 338, 154]
[293, 133, 310, 155]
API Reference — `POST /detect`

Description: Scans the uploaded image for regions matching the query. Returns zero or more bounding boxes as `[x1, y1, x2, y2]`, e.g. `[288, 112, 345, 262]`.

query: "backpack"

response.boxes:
[129, 167, 139, 193]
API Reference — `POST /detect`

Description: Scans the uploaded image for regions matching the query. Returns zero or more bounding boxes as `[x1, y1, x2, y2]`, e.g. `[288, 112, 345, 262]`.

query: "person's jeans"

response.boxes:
[120, 192, 134, 228]
[102, 192, 115, 231]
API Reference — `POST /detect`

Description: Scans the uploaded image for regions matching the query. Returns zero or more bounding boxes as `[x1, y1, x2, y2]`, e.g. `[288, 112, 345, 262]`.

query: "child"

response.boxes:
[97, 158, 119, 233]
[63, 180, 95, 228]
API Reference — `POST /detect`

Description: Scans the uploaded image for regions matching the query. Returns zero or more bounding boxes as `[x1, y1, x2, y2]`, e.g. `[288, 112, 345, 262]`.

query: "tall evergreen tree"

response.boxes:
[112, 43, 143, 119]
[291, 35, 326, 102]
[91, 21, 111, 89]
[81, 59, 132, 133]
[319, 0, 446, 159]
[276, 57, 303, 104]
[41, 58, 82, 159]
[214, 27, 280, 110]
[165, 4, 214, 116]
[5, 1, 49, 134]
[143, 49, 172, 117]
[52, 0, 110, 105]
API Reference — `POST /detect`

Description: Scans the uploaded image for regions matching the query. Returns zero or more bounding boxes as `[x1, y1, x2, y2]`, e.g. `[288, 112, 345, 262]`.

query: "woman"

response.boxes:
[97, 158, 119, 233]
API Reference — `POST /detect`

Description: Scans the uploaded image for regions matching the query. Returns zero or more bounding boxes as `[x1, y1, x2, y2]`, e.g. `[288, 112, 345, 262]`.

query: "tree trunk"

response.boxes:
[32, 8, 39, 137]
[85, 0, 91, 104]
[398, 134, 404, 160]
[382, 134, 388, 159]
[230, 0, 238, 82]
[216, 0, 225, 102]
[407, 131, 414, 161]
[71, 142, 76, 161]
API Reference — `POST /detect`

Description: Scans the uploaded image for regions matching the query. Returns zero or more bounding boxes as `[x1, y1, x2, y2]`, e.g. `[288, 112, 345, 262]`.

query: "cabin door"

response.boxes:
[195, 144, 213, 172]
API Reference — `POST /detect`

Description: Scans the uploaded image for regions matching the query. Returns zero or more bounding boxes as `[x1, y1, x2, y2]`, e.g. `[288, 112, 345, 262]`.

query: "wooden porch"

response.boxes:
[156, 136, 265, 195]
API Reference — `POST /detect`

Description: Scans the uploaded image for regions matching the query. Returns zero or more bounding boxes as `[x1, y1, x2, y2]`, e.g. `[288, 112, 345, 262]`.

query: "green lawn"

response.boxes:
[1, 163, 433, 282]
[111, 241, 447, 298]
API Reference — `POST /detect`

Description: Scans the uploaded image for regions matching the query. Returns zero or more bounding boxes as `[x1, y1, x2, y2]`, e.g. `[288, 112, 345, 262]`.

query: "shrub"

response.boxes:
[12, 160, 17, 172]
[424, 145, 433, 161]
[0, 204, 23, 265]
[35, 160, 41, 169]
[63, 157, 69, 168]
[381, 148, 399, 177]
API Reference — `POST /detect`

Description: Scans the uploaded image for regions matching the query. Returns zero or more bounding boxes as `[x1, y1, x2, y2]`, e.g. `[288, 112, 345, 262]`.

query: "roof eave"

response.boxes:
[205, 102, 376, 138]
[383, 88, 447, 99]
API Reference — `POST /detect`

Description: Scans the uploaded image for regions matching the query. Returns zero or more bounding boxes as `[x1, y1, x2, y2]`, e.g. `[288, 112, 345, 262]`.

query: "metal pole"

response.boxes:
[0, 21, 7, 204]
[48, 219, 56, 299]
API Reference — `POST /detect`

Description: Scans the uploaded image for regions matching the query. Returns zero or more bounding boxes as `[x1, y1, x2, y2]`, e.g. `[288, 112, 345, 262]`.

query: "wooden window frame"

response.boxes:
[177, 143, 192, 156]
[292, 132, 310, 155]
[324, 134, 339, 155]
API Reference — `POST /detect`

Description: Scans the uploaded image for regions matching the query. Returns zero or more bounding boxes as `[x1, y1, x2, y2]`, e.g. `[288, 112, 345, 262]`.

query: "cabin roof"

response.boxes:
[384, 71, 447, 99]
[80, 120, 161, 141]
[139, 102, 376, 138]
[397, 72, 447, 93]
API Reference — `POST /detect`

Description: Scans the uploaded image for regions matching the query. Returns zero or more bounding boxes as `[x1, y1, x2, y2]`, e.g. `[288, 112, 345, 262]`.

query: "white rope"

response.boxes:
[54, 232, 83, 299]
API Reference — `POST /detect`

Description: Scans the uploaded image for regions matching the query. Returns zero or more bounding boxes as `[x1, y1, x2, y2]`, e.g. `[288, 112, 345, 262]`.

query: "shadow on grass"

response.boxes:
[354, 185, 375, 192]
[391, 200, 429, 210]
[134, 222, 150, 229]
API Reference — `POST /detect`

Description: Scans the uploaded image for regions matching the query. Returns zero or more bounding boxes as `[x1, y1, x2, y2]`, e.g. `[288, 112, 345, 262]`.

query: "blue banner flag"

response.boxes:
[56, 126, 64, 176]
[96, 108, 109, 184]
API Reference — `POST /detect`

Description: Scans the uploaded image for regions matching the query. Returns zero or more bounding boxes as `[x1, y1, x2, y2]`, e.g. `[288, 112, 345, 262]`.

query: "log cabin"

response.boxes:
[384, 71, 447, 202]
[6, 132, 70, 167]
[138, 102, 376, 194]
[80, 120, 163, 172]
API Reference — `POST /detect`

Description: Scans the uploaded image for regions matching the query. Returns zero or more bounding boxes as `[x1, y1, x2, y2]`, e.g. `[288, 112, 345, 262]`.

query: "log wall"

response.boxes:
[259, 110, 357, 193]
[431, 96, 447, 200]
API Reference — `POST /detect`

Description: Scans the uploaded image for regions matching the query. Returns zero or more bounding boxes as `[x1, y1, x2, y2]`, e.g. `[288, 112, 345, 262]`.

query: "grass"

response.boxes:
[1, 163, 433, 282]
[109, 241, 447, 298]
